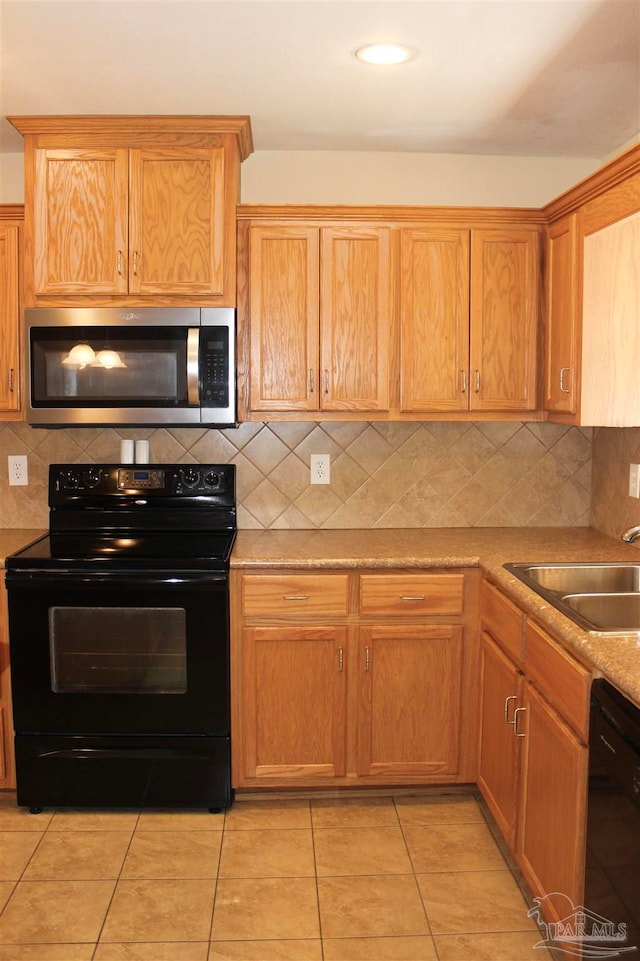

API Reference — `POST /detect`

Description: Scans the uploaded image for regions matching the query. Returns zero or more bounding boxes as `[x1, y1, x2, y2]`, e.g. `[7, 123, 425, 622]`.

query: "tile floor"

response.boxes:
[0, 790, 553, 961]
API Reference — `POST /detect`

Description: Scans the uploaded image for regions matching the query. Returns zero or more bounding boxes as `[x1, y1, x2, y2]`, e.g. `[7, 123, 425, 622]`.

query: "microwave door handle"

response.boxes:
[187, 328, 200, 405]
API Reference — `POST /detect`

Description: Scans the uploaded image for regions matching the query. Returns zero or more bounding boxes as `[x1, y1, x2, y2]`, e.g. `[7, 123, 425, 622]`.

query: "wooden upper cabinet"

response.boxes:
[400, 227, 470, 412]
[0, 223, 21, 413]
[470, 227, 540, 412]
[320, 226, 391, 411]
[11, 115, 252, 307]
[248, 222, 392, 413]
[128, 147, 227, 296]
[544, 214, 578, 416]
[33, 148, 128, 296]
[249, 224, 319, 411]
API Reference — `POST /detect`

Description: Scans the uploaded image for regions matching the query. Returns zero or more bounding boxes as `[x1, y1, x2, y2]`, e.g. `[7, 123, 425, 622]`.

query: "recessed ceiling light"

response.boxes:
[355, 43, 415, 66]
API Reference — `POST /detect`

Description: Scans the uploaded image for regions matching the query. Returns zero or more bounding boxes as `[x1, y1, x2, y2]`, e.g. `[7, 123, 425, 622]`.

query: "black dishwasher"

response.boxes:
[584, 678, 640, 953]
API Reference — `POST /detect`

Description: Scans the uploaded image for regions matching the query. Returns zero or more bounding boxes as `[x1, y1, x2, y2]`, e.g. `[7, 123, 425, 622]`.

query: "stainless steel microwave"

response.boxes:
[26, 307, 236, 427]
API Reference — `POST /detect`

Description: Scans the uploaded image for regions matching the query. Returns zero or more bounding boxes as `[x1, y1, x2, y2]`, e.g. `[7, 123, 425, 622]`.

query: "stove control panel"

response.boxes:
[51, 464, 234, 499]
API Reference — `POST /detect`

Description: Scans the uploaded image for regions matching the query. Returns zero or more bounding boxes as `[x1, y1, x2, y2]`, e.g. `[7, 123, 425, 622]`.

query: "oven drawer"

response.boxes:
[241, 574, 350, 617]
[15, 734, 231, 810]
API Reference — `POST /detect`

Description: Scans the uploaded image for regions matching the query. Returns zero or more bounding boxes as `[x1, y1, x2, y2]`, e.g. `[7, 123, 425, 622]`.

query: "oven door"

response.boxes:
[7, 570, 229, 737]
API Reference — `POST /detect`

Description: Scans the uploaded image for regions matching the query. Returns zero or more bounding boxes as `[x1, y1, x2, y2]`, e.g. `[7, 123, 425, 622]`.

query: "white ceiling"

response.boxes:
[1, 0, 639, 159]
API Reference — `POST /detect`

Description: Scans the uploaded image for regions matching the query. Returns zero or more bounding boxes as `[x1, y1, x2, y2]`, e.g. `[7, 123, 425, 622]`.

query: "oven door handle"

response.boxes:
[7, 571, 228, 589]
[39, 747, 213, 761]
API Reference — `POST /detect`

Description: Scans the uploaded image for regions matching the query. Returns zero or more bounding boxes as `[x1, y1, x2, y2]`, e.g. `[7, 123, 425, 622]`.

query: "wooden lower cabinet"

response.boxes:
[517, 680, 588, 919]
[478, 579, 590, 926]
[241, 625, 348, 780]
[478, 631, 523, 848]
[356, 625, 463, 778]
[232, 568, 479, 789]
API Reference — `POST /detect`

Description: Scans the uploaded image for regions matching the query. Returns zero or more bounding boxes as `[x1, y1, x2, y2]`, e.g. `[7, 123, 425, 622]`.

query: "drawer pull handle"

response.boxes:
[504, 695, 518, 724]
[282, 594, 310, 601]
[400, 595, 425, 602]
[513, 706, 527, 737]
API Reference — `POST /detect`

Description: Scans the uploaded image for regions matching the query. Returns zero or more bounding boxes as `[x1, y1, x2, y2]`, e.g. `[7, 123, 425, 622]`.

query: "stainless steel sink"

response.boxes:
[563, 593, 640, 632]
[503, 562, 640, 634]
[505, 563, 640, 595]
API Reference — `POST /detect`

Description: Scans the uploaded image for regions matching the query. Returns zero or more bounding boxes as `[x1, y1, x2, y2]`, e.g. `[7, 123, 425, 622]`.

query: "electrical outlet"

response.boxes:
[630, 464, 640, 498]
[8, 454, 28, 486]
[310, 453, 330, 485]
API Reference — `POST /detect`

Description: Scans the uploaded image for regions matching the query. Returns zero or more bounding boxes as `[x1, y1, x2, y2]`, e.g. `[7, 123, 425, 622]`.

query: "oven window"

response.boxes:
[49, 607, 187, 694]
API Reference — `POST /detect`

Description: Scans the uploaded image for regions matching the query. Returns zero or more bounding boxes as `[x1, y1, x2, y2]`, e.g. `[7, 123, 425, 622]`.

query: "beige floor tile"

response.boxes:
[311, 796, 398, 828]
[314, 826, 413, 876]
[121, 830, 222, 879]
[136, 810, 226, 831]
[48, 811, 139, 832]
[100, 879, 216, 942]
[0, 832, 42, 880]
[417, 870, 537, 935]
[0, 879, 115, 943]
[0, 883, 14, 913]
[317, 875, 429, 939]
[212, 877, 320, 940]
[394, 794, 484, 826]
[224, 800, 311, 830]
[23, 831, 131, 880]
[0, 797, 53, 831]
[218, 828, 315, 878]
[208, 939, 323, 960]
[0, 946, 95, 961]
[323, 935, 438, 960]
[434, 930, 554, 960]
[403, 821, 506, 872]
[94, 942, 209, 960]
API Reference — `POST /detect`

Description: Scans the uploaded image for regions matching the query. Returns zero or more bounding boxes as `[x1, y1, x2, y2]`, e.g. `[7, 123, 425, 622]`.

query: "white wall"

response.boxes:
[240, 150, 601, 207]
[1, 147, 601, 208]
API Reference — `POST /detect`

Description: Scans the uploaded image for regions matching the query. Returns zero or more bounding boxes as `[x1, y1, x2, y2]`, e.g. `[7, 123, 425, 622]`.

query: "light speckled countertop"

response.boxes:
[232, 527, 640, 708]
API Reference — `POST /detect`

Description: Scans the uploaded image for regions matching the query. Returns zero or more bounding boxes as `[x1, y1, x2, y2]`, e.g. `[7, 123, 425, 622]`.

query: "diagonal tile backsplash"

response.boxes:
[0, 421, 592, 531]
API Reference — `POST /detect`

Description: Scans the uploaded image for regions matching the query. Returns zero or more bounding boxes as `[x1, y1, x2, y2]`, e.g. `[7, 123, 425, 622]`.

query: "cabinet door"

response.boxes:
[248, 224, 320, 411]
[517, 680, 588, 919]
[356, 625, 462, 778]
[239, 626, 347, 782]
[477, 632, 522, 848]
[0, 225, 20, 412]
[470, 228, 539, 411]
[129, 147, 227, 297]
[544, 215, 578, 416]
[400, 227, 470, 411]
[32, 148, 128, 296]
[320, 226, 391, 411]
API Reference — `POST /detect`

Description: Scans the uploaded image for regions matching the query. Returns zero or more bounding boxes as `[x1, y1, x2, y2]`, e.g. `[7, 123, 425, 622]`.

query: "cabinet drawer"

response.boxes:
[524, 620, 591, 739]
[359, 573, 464, 616]
[481, 580, 524, 663]
[242, 574, 349, 617]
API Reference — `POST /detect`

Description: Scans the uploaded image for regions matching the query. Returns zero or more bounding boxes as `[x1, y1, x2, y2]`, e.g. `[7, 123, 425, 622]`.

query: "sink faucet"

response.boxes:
[622, 525, 640, 543]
